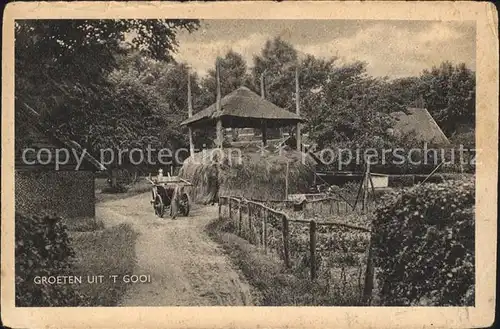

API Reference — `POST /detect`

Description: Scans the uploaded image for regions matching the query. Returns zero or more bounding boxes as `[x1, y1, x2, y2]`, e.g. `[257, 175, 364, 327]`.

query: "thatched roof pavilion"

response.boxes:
[181, 86, 304, 129]
[181, 58, 305, 156]
[180, 86, 304, 147]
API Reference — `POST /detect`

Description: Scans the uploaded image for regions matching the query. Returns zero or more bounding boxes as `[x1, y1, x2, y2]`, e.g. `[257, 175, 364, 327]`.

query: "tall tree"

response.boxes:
[252, 37, 299, 111]
[307, 61, 395, 149]
[15, 19, 199, 151]
[419, 62, 475, 135]
[378, 76, 422, 113]
[15, 19, 199, 186]
[109, 52, 204, 151]
[199, 50, 251, 107]
[252, 37, 337, 142]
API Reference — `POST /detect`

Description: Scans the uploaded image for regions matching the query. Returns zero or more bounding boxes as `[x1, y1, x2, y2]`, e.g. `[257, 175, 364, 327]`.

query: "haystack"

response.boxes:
[179, 146, 316, 204]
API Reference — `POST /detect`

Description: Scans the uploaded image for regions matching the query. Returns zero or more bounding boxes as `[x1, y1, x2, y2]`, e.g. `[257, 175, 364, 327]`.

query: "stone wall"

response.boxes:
[15, 170, 95, 219]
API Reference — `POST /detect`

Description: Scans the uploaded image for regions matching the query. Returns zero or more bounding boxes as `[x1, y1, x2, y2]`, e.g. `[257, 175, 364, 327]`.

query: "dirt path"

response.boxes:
[95, 193, 253, 306]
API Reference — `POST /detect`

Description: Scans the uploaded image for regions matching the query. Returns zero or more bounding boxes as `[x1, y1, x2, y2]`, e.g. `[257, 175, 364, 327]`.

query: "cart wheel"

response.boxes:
[154, 195, 165, 218]
[179, 193, 190, 216]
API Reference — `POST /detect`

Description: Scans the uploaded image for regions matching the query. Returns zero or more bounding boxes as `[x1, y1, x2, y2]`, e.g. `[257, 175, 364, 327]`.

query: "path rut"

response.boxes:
[96, 192, 253, 306]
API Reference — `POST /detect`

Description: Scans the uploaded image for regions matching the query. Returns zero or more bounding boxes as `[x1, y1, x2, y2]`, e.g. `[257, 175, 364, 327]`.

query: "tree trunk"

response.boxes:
[108, 168, 118, 188]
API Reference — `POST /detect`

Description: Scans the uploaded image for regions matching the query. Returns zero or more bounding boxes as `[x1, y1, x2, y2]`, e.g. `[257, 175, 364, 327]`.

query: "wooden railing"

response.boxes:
[218, 195, 375, 304]
[251, 195, 373, 217]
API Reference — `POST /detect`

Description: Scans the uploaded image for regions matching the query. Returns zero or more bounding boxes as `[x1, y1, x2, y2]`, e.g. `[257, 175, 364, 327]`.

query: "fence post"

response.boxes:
[229, 199, 232, 219]
[282, 215, 290, 268]
[263, 209, 268, 254]
[363, 237, 375, 305]
[310, 220, 317, 281]
[238, 200, 243, 235]
[337, 200, 340, 214]
[248, 203, 253, 243]
[256, 205, 264, 248]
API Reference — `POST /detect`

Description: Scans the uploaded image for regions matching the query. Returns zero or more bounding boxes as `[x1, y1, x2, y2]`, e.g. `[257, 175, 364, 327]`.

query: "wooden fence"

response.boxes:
[251, 195, 374, 217]
[218, 195, 376, 305]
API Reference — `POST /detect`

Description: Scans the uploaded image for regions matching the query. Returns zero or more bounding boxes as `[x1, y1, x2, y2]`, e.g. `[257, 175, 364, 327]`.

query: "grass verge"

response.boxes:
[206, 217, 363, 306]
[69, 223, 138, 306]
[63, 217, 105, 232]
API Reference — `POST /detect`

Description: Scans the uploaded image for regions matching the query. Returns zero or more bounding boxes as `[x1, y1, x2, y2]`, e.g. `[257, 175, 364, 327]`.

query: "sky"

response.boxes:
[173, 20, 476, 79]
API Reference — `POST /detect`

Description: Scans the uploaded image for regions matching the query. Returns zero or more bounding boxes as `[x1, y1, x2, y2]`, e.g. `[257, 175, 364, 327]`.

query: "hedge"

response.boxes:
[371, 178, 475, 306]
[15, 212, 89, 306]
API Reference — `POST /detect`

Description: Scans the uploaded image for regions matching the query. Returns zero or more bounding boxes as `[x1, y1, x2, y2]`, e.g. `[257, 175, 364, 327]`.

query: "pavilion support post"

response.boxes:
[259, 72, 267, 142]
[285, 161, 289, 200]
[295, 66, 301, 152]
[215, 58, 223, 149]
[261, 120, 267, 146]
[187, 70, 195, 158]
[216, 119, 223, 148]
[232, 128, 238, 141]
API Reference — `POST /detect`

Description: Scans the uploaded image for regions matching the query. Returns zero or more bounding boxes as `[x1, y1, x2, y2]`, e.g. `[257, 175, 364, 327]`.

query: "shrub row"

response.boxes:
[371, 178, 475, 306]
[15, 212, 89, 306]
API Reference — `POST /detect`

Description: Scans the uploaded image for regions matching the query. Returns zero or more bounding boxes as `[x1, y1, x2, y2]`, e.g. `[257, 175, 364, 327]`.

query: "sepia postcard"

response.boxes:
[1, 1, 498, 328]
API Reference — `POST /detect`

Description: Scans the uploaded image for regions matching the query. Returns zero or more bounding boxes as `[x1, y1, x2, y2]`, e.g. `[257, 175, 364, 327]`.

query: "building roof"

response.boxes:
[390, 107, 450, 145]
[15, 101, 106, 171]
[181, 86, 304, 129]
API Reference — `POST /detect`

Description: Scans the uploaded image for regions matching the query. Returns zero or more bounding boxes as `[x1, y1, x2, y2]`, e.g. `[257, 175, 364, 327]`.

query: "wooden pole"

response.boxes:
[218, 197, 222, 219]
[238, 200, 242, 235]
[261, 209, 265, 249]
[353, 171, 366, 211]
[295, 65, 301, 151]
[260, 72, 266, 99]
[285, 161, 289, 201]
[282, 215, 290, 268]
[259, 72, 268, 146]
[187, 70, 195, 158]
[261, 120, 267, 146]
[215, 58, 223, 149]
[363, 163, 370, 212]
[309, 220, 317, 280]
[363, 237, 375, 305]
[263, 209, 268, 253]
[420, 160, 446, 185]
[368, 170, 376, 211]
[248, 204, 253, 243]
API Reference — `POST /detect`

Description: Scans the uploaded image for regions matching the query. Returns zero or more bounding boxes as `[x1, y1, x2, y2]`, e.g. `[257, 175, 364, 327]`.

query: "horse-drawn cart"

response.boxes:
[147, 172, 192, 219]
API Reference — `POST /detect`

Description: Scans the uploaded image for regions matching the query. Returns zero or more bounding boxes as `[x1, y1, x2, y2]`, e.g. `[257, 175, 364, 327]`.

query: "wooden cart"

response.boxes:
[148, 175, 192, 218]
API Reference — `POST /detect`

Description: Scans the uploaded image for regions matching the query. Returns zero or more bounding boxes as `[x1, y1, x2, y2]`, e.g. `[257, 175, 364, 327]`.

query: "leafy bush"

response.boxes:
[101, 184, 129, 194]
[371, 178, 475, 306]
[15, 212, 89, 306]
[388, 175, 416, 187]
